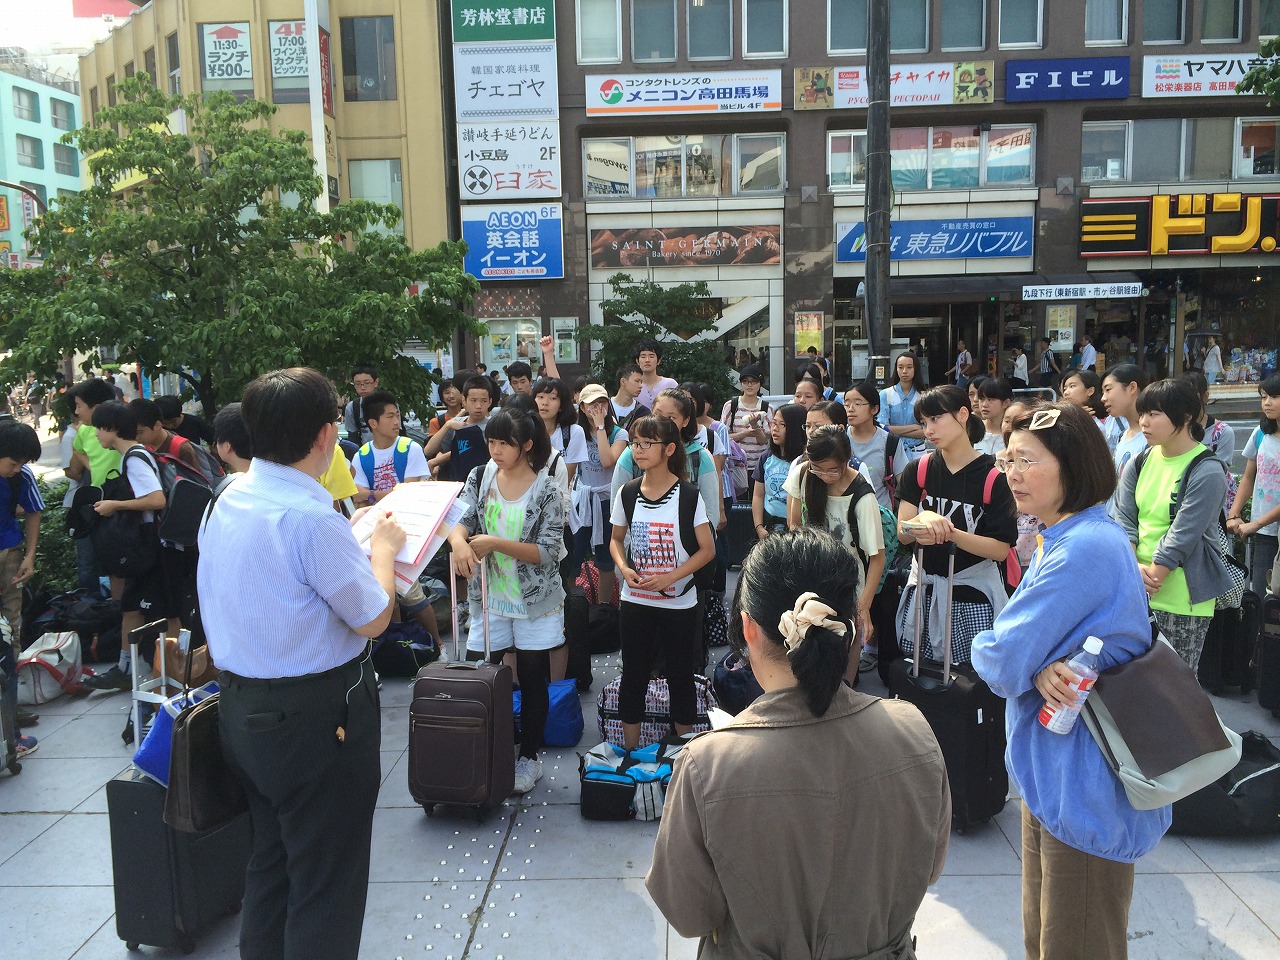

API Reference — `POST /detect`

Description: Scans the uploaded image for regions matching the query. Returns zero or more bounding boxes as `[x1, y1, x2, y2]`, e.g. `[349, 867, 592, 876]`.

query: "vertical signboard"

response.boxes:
[200, 23, 253, 82]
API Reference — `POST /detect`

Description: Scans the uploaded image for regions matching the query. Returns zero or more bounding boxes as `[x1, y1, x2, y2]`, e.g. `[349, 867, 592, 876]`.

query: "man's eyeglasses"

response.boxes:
[352, 379, 376, 388]
[995, 456, 1042, 474]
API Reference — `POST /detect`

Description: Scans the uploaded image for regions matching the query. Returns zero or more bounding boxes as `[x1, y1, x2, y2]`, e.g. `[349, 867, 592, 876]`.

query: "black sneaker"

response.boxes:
[15, 708, 38, 727]
[83, 666, 131, 691]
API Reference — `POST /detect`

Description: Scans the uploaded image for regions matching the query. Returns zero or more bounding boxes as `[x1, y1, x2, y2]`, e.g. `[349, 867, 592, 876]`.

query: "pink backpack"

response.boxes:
[915, 454, 1023, 591]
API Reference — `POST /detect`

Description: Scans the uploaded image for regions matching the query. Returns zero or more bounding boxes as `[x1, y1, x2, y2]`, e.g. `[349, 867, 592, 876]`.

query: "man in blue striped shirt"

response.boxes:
[198, 368, 405, 960]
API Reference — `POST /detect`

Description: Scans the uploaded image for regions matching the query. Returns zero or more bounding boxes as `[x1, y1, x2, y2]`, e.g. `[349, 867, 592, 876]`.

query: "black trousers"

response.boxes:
[219, 654, 381, 960]
[619, 600, 701, 726]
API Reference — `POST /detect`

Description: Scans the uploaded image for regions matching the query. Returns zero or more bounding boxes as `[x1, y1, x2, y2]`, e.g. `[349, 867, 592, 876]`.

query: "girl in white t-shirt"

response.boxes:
[975, 378, 1014, 456]
[609, 415, 715, 751]
[534, 378, 588, 486]
[1229, 374, 1280, 598]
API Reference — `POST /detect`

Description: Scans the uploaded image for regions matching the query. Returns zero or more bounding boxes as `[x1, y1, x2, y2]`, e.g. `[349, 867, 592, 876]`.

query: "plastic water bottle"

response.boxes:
[1038, 636, 1104, 735]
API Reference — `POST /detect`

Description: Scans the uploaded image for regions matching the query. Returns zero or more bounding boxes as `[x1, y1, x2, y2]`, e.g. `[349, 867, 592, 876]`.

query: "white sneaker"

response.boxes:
[512, 757, 543, 794]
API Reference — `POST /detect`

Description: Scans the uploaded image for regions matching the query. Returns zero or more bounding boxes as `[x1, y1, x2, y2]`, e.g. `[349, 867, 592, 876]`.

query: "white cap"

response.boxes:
[1083, 636, 1104, 655]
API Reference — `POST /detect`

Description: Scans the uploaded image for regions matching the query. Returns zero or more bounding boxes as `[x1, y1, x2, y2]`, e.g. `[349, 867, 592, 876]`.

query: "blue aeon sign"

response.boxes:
[461, 203, 564, 281]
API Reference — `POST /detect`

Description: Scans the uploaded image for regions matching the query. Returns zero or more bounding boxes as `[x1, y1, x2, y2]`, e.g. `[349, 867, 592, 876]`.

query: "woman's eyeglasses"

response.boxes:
[629, 439, 660, 452]
[995, 456, 1042, 474]
[807, 464, 844, 478]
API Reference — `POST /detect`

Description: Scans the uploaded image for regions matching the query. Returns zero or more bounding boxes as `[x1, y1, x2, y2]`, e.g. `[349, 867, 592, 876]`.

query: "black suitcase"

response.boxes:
[1198, 591, 1260, 694]
[408, 561, 515, 816]
[1259, 593, 1280, 718]
[884, 544, 1007, 831]
[106, 768, 250, 952]
[723, 498, 756, 570]
[564, 584, 593, 690]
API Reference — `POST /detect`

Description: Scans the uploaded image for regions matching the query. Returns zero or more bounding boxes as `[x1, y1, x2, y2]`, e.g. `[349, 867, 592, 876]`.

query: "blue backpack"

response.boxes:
[357, 436, 414, 488]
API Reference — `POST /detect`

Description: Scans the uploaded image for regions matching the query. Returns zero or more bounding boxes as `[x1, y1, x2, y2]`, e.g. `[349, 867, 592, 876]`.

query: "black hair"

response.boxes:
[90, 400, 139, 440]
[213, 402, 253, 460]
[655, 387, 698, 442]
[361, 390, 399, 429]
[0, 420, 41, 463]
[809, 399, 848, 428]
[70, 378, 115, 409]
[730, 527, 859, 717]
[976, 378, 1014, 402]
[351, 364, 377, 381]
[1008, 402, 1116, 514]
[153, 395, 183, 420]
[1061, 369, 1107, 419]
[1136, 378, 1206, 443]
[502, 392, 538, 416]
[634, 339, 664, 361]
[1102, 363, 1149, 393]
[616, 362, 643, 385]
[630, 415, 686, 479]
[571, 375, 595, 398]
[440, 377, 462, 397]
[891, 351, 919, 389]
[241, 368, 337, 464]
[771, 403, 809, 461]
[802, 425, 854, 527]
[484, 407, 551, 472]
[532, 377, 577, 428]
[1179, 371, 1209, 399]
[967, 375, 990, 395]
[678, 382, 710, 418]
[462, 375, 496, 403]
[794, 362, 825, 385]
[1260, 373, 1280, 436]
[129, 398, 163, 429]
[846, 380, 880, 413]
[914, 385, 984, 444]
[792, 378, 824, 404]
[696, 381, 718, 414]
[505, 361, 533, 381]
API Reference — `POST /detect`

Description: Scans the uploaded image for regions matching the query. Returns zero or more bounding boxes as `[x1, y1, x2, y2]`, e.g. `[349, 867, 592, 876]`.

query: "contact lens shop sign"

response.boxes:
[585, 71, 783, 117]
[462, 204, 563, 280]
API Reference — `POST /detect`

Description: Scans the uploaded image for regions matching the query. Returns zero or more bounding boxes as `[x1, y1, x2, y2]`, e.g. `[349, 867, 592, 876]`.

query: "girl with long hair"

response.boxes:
[751, 403, 807, 541]
[1228, 373, 1280, 604]
[877, 351, 926, 459]
[1100, 363, 1150, 489]
[570, 382, 629, 605]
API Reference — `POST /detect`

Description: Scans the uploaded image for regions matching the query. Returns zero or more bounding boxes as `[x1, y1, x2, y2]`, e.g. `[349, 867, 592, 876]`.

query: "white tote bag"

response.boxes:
[17, 631, 84, 705]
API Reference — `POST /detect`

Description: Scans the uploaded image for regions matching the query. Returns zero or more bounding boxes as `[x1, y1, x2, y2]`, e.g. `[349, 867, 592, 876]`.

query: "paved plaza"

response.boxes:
[3, 649, 1280, 960]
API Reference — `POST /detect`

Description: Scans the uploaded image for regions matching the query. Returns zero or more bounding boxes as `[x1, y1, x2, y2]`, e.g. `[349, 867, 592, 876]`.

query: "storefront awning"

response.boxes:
[887, 272, 1142, 302]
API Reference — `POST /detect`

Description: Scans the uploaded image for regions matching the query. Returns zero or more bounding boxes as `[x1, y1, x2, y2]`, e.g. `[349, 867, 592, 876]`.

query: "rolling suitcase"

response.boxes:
[408, 560, 515, 816]
[723, 497, 756, 570]
[1198, 591, 1260, 695]
[885, 544, 1007, 831]
[106, 767, 251, 952]
[564, 584, 593, 690]
[1259, 593, 1280, 719]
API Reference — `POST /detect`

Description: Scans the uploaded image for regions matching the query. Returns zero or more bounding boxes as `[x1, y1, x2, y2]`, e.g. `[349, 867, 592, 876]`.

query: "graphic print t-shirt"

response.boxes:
[1244, 428, 1280, 537]
[351, 441, 429, 492]
[751, 454, 792, 520]
[447, 418, 491, 482]
[482, 480, 534, 619]
[610, 481, 707, 610]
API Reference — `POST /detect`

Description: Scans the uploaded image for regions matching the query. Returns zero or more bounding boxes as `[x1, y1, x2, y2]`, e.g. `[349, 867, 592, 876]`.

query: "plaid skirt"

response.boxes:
[897, 583, 994, 665]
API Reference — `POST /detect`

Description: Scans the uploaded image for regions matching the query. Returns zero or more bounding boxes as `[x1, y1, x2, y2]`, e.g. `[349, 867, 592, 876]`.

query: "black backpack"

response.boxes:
[90, 447, 161, 579]
[619, 478, 715, 592]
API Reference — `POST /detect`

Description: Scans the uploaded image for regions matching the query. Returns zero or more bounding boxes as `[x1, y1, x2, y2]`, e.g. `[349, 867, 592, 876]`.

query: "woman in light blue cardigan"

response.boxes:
[971, 403, 1170, 960]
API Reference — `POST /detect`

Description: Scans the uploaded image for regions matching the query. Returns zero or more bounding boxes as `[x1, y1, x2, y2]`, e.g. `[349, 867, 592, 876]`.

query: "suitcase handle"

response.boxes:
[909, 541, 956, 688]
[449, 552, 491, 667]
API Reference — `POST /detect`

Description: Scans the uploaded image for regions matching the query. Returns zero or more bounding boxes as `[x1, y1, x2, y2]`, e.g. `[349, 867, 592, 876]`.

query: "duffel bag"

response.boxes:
[712, 651, 764, 716]
[371, 621, 439, 677]
[578, 738, 686, 821]
[1170, 731, 1280, 836]
[17, 630, 84, 705]
[597, 674, 714, 748]
[514, 679, 584, 748]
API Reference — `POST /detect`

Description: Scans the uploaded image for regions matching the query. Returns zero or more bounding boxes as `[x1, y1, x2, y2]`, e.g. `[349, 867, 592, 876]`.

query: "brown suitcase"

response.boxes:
[408, 559, 515, 816]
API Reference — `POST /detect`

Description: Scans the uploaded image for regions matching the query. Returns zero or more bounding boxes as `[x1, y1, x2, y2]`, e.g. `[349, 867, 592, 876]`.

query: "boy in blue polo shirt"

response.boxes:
[0, 420, 45, 753]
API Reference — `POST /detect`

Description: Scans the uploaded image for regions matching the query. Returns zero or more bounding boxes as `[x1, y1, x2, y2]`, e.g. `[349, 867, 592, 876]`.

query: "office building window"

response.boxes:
[1240, 119, 1280, 176]
[50, 98, 74, 131]
[53, 143, 78, 177]
[1143, 0, 1183, 42]
[1264, 0, 1280, 36]
[106, 75, 117, 108]
[124, 61, 135, 79]
[166, 32, 181, 94]
[56, 188, 77, 204]
[1081, 122, 1128, 181]
[1082, 117, 1261, 181]
[999, 0, 1041, 46]
[578, 0, 621, 62]
[585, 134, 786, 198]
[633, 0, 676, 61]
[16, 135, 42, 169]
[348, 159, 403, 235]
[341, 17, 397, 101]
[689, 0, 732, 60]
[1183, 118, 1233, 180]
[20, 182, 47, 210]
[144, 47, 157, 83]
[1085, 0, 1126, 43]
[89, 87, 99, 121]
[829, 0, 867, 53]
[744, 0, 786, 57]
[12, 87, 38, 122]
[1201, 0, 1241, 41]
[829, 125, 1035, 190]
[942, 0, 985, 49]
[891, 0, 928, 53]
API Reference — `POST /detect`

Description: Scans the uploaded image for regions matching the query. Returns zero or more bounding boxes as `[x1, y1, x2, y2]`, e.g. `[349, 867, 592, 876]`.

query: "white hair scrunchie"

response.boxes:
[777, 592, 847, 653]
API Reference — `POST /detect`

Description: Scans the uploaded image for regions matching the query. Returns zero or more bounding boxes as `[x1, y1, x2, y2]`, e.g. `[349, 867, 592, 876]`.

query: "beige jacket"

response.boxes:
[647, 685, 950, 960]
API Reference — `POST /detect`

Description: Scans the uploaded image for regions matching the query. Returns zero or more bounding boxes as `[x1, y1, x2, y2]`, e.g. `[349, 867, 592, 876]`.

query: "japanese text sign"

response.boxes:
[269, 21, 307, 78]
[585, 71, 783, 117]
[451, 1, 555, 42]
[462, 204, 564, 280]
[1022, 284, 1143, 301]
[1005, 57, 1129, 101]
[835, 217, 1033, 263]
[454, 42, 559, 122]
[200, 23, 252, 81]
[458, 122, 561, 199]
[1142, 55, 1264, 98]
[1081, 193, 1280, 257]
[833, 61, 994, 108]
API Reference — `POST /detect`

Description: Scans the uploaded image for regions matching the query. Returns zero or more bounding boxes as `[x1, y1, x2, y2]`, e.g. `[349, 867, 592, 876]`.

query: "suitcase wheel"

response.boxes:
[126, 943, 139, 952]
[422, 804, 435, 817]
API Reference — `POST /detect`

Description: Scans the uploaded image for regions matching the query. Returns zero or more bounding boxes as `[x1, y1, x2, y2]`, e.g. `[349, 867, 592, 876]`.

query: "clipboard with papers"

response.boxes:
[350, 481, 467, 591]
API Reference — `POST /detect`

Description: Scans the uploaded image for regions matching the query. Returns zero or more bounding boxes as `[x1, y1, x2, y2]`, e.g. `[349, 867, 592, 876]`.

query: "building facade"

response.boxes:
[0, 52, 83, 266]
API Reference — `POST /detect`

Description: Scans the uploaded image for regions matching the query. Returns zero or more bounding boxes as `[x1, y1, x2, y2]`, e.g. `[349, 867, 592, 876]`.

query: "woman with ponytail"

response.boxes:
[647, 528, 950, 960]
[1115, 378, 1231, 670]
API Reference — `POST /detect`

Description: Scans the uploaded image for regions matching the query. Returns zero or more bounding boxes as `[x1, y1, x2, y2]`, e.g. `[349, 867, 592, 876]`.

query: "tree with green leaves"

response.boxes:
[580, 273, 733, 398]
[1237, 43, 1280, 103]
[0, 75, 480, 417]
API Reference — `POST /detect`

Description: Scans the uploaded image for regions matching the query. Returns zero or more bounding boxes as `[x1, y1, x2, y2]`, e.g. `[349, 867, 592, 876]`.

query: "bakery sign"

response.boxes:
[590, 225, 781, 269]
[1080, 193, 1280, 257]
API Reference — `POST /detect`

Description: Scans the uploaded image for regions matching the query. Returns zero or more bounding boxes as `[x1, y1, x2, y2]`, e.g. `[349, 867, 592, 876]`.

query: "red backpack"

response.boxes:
[915, 454, 1022, 591]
